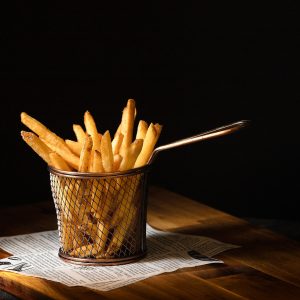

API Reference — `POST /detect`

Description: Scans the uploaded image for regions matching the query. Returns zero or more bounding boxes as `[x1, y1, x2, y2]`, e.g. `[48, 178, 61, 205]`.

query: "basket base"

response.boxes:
[58, 248, 147, 266]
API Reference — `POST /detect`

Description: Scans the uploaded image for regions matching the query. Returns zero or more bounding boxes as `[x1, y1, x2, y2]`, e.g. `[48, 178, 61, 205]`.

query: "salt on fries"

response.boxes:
[20, 99, 162, 257]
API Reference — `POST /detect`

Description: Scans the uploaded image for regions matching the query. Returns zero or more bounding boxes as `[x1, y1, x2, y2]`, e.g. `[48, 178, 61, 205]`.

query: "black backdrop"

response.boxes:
[1, 3, 299, 220]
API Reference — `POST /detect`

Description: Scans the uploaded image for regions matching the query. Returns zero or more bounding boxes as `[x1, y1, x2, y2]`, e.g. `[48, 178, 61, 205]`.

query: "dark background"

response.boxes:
[1, 3, 299, 221]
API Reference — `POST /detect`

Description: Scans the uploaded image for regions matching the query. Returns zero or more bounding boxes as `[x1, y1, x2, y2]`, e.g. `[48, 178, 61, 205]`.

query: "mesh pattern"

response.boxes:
[49, 168, 148, 263]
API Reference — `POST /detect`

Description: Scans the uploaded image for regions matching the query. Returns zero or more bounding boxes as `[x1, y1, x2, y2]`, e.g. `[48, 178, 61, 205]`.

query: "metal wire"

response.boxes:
[49, 165, 150, 265]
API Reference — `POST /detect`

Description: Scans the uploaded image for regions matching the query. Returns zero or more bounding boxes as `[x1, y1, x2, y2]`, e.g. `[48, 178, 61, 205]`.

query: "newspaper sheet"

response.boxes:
[0, 224, 239, 291]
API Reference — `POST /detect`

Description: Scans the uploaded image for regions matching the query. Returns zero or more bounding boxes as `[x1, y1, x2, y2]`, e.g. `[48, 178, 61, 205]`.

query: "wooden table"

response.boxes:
[1, 186, 300, 300]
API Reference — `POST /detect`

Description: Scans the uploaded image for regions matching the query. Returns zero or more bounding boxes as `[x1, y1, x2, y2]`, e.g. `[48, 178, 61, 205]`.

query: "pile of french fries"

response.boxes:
[20, 99, 162, 258]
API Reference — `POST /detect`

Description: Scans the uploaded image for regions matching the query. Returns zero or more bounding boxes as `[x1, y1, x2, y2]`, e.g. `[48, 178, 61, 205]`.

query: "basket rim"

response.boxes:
[48, 164, 151, 178]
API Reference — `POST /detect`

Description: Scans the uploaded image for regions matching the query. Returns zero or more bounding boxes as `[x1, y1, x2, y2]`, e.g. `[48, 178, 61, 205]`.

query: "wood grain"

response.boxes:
[0, 186, 300, 299]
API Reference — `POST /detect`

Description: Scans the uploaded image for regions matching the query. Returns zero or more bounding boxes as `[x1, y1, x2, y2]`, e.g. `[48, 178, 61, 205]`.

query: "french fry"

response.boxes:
[100, 130, 114, 173]
[106, 206, 137, 256]
[21, 112, 79, 169]
[110, 173, 142, 227]
[73, 124, 86, 144]
[98, 131, 117, 221]
[75, 134, 93, 224]
[134, 123, 157, 168]
[65, 139, 82, 156]
[114, 105, 137, 138]
[87, 132, 103, 171]
[154, 123, 163, 143]
[84, 111, 101, 152]
[91, 150, 104, 173]
[119, 99, 136, 157]
[78, 134, 93, 172]
[59, 180, 90, 225]
[90, 187, 104, 220]
[113, 154, 123, 172]
[88, 150, 94, 172]
[89, 150, 105, 219]
[136, 120, 148, 140]
[119, 139, 143, 171]
[40, 138, 79, 171]
[21, 131, 52, 165]
[111, 133, 123, 155]
[95, 221, 109, 256]
[91, 179, 118, 222]
[90, 149, 115, 220]
[49, 152, 72, 171]
[61, 220, 75, 252]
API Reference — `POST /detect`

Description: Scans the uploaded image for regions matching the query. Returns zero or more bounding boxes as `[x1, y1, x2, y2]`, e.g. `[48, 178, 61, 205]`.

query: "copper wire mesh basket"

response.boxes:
[49, 165, 150, 265]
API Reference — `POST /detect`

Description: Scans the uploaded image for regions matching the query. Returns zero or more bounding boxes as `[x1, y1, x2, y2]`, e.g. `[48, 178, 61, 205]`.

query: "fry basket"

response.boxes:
[49, 165, 150, 266]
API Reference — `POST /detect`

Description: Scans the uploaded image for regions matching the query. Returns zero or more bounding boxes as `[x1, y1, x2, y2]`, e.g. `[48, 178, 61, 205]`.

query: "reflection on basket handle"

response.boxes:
[147, 120, 250, 165]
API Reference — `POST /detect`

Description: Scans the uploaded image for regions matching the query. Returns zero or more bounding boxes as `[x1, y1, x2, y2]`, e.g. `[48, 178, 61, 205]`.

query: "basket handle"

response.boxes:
[147, 120, 250, 165]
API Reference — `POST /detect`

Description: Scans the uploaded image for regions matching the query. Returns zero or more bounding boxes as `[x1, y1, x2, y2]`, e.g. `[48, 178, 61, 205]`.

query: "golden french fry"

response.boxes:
[21, 112, 79, 169]
[110, 173, 141, 227]
[40, 137, 79, 171]
[154, 123, 163, 143]
[119, 99, 136, 157]
[89, 134, 102, 171]
[88, 150, 94, 172]
[78, 134, 93, 172]
[65, 139, 82, 156]
[119, 139, 143, 171]
[136, 120, 148, 140]
[73, 124, 86, 144]
[90, 149, 114, 219]
[92, 178, 120, 221]
[75, 135, 93, 224]
[21, 131, 52, 165]
[60, 220, 75, 252]
[39, 137, 54, 151]
[84, 111, 101, 152]
[91, 150, 104, 173]
[134, 123, 157, 168]
[95, 221, 109, 256]
[100, 130, 114, 173]
[106, 206, 136, 255]
[114, 104, 137, 137]
[113, 154, 123, 171]
[58, 177, 92, 225]
[90, 186, 104, 220]
[89, 150, 105, 218]
[49, 152, 72, 171]
[111, 133, 124, 155]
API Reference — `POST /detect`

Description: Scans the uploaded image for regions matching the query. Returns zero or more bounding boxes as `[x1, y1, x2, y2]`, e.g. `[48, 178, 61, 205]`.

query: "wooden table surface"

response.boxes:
[1, 186, 300, 300]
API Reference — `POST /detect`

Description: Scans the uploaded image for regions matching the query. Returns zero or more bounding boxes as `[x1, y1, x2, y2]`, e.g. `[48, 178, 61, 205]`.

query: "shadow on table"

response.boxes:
[147, 219, 300, 260]
[245, 218, 300, 241]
